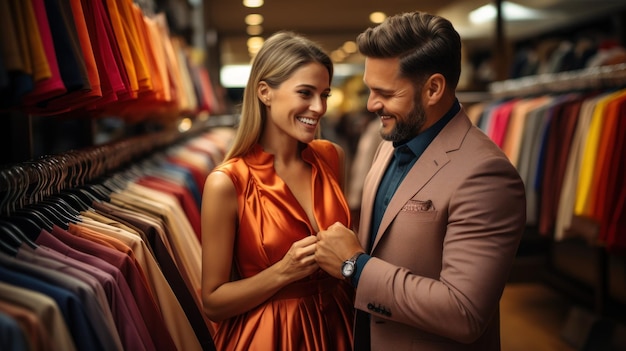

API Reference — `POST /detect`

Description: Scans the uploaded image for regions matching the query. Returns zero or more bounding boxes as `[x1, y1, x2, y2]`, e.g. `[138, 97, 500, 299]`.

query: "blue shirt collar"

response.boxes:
[393, 98, 460, 159]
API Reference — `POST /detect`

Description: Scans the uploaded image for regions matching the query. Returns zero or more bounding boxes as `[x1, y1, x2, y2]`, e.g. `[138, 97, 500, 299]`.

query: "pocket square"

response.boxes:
[402, 199, 434, 212]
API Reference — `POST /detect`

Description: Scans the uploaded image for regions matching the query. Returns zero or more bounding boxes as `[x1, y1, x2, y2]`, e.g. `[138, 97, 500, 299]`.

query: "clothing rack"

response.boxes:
[487, 64, 626, 350]
[0, 116, 240, 350]
[0, 114, 238, 215]
[489, 63, 626, 99]
[0, 133, 176, 218]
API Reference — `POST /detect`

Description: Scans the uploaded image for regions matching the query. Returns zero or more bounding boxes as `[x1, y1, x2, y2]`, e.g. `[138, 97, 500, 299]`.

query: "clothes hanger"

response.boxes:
[102, 175, 127, 193]
[27, 204, 68, 227]
[57, 152, 94, 211]
[0, 219, 36, 249]
[0, 167, 48, 233]
[0, 169, 48, 238]
[37, 157, 80, 223]
[78, 186, 104, 202]
[13, 161, 70, 229]
[0, 167, 13, 217]
[20, 155, 88, 214]
[5, 211, 50, 236]
[29, 198, 77, 228]
[0, 220, 23, 256]
[73, 148, 113, 200]
[1, 166, 55, 234]
[55, 163, 83, 226]
[80, 183, 110, 202]
[101, 147, 133, 192]
[55, 191, 90, 212]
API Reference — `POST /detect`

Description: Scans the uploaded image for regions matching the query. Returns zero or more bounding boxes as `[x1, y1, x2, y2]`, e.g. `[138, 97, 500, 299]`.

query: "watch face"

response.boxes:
[342, 261, 355, 277]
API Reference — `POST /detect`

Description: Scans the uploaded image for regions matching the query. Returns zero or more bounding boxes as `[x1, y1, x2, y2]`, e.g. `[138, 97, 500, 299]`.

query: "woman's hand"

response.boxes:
[274, 235, 320, 283]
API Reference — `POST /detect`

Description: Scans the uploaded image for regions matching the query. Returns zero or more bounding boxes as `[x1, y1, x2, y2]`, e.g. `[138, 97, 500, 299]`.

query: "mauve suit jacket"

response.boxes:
[354, 108, 526, 351]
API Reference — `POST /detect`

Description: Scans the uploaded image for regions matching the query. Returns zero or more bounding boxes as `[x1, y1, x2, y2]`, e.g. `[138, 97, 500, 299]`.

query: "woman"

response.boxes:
[201, 31, 354, 350]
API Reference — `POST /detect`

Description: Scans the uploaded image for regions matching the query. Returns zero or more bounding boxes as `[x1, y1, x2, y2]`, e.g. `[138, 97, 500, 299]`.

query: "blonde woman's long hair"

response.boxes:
[224, 31, 333, 161]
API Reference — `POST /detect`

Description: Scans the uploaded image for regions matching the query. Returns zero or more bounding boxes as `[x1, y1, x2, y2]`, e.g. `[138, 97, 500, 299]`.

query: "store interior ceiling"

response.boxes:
[203, 0, 626, 68]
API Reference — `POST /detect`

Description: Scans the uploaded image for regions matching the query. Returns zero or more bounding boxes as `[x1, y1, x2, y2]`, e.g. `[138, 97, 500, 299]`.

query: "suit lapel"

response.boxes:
[367, 111, 471, 252]
[358, 142, 392, 250]
[371, 144, 449, 251]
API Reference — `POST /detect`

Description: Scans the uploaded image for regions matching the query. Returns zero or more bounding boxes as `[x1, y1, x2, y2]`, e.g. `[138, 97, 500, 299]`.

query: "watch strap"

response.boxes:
[342, 252, 365, 280]
[347, 252, 365, 264]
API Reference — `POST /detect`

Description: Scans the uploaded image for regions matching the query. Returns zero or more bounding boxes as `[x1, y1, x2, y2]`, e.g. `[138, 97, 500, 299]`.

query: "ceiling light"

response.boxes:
[243, 0, 263, 8]
[247, 36, 265, 54]
[221, 65, 251, 88]
[247, 36, 264, 47]
[247, 25, 263, 36]
[342, 41, 357, 54]
[331, 50, 347, 62]
[245, 14, 264, 26]
[369, 12, 386, 24]
[469, 1, 545, 24]
[178, 117, 193, 132]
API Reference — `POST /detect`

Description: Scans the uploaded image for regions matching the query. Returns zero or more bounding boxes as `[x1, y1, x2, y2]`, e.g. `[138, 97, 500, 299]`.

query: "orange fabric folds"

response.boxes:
[211, 140, 354, 351]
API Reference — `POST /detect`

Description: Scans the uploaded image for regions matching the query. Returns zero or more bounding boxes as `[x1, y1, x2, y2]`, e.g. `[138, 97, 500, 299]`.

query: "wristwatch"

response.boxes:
[341, 252, 364, 280]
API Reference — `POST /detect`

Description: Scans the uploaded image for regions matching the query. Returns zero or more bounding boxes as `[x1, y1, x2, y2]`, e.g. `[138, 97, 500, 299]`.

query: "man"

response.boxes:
[315, 11, 526, 351]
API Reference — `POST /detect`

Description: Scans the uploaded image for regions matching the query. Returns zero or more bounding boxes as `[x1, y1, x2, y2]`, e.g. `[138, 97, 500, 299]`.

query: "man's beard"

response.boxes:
[379, 99, 426, 143]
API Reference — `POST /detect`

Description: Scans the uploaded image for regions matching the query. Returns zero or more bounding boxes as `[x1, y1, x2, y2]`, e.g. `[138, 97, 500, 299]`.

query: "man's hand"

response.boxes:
[315, 222, 365, 279]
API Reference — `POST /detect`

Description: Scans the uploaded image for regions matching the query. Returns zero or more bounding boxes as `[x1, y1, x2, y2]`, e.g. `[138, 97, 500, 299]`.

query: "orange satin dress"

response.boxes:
[211, 140, 354, 351]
